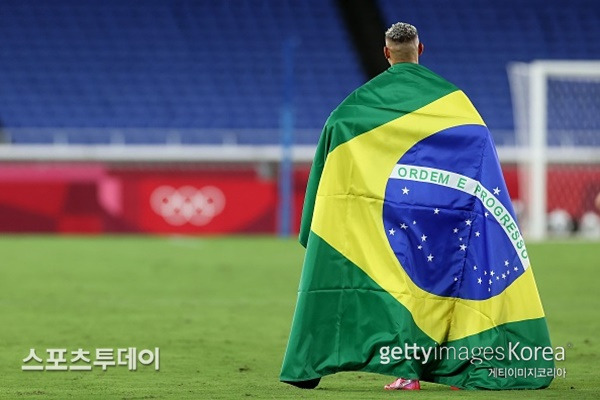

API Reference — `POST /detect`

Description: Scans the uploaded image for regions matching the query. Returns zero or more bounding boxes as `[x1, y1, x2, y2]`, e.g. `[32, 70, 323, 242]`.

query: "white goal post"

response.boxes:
[508, 60, 600, 240]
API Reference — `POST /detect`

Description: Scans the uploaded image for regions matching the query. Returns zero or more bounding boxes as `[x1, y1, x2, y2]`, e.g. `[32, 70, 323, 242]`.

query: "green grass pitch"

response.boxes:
[0, 236, 598, 399]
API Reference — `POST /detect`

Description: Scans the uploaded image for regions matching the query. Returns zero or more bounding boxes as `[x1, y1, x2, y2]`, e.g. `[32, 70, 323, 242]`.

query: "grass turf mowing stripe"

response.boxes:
[0, 236, 597, 399]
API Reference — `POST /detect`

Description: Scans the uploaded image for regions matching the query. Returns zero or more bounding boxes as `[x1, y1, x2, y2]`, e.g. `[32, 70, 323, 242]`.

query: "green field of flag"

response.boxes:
[0, 236, 598, 399]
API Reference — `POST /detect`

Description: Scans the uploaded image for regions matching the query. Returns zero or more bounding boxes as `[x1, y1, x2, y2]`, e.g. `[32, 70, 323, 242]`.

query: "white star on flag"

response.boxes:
[493, 187, 501, 195]
[402, 187, 410, 195]
[413, 220, 417, 225]
[400, 223, 408, 230]
[496, 276, 500, 280]
[502, 273, 506, 279]
[454, 277, 458, 282]
[506, 270, 510, 275]
[459, 237, 463, 241]
[388, 228, 395, 236]
[434, 208, 440, 214]
[504, 260, 509, 266]
[485, 212, 489, 217]
[417, 245, 422, 250]
[465, 219, 472, 226]
[490, 270, 495, 276]
[421, 234, 427, 242]
[489, 279, 492, 285]
[473, 265, 478, 270]
[475, 231, 480, 237]
[459, 244, 467, 251]
[514, 266, 518, 271]
[477, 278, 482, 284]
[484, 271, 487, 275]
[427, 254, 434, 262]
[453, 228, 458, 233]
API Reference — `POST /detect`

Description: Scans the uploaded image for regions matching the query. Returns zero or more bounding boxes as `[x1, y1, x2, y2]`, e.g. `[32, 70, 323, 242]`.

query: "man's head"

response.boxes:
[384, 22, 424, 65]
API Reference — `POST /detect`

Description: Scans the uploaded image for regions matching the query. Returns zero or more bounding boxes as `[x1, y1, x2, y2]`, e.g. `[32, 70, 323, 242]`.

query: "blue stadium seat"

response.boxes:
[0, 0, 598, 145]
[0, 0, 363, 144]
[377, 0, 600, 145]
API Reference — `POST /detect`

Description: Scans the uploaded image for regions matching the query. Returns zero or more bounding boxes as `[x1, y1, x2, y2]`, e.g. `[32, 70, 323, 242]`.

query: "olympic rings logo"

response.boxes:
[150, 185, 225, 226]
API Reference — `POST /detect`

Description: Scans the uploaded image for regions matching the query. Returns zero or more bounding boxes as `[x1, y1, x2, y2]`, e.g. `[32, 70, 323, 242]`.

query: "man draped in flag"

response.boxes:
[280, 22, 556, 390]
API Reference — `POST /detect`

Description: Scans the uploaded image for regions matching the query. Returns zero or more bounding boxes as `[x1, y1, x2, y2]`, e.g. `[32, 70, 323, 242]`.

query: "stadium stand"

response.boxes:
[0, 0, 598, 145]
[378, 0, 600, 145]
[0, 0, 363, 144]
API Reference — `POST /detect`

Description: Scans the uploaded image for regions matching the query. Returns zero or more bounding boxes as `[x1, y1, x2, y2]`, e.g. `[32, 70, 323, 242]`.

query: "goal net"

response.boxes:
[508, 61, 600, 240]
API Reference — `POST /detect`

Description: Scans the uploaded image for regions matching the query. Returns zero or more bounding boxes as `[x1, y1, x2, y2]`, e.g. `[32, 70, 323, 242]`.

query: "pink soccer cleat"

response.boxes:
[384, 378, 421, 390]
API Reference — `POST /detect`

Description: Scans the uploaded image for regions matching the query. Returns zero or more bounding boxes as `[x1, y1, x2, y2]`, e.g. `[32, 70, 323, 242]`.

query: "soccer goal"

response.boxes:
[508, 60, 600, 240]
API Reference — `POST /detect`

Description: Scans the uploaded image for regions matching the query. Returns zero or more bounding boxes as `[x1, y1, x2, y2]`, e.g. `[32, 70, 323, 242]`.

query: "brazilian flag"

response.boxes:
[280, 63, 555, 390]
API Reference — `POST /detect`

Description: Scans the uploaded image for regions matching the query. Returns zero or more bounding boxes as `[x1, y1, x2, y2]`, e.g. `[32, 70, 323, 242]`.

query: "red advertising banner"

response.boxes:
[0, 164, 310, 234]
[0, 163, 596, 234]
